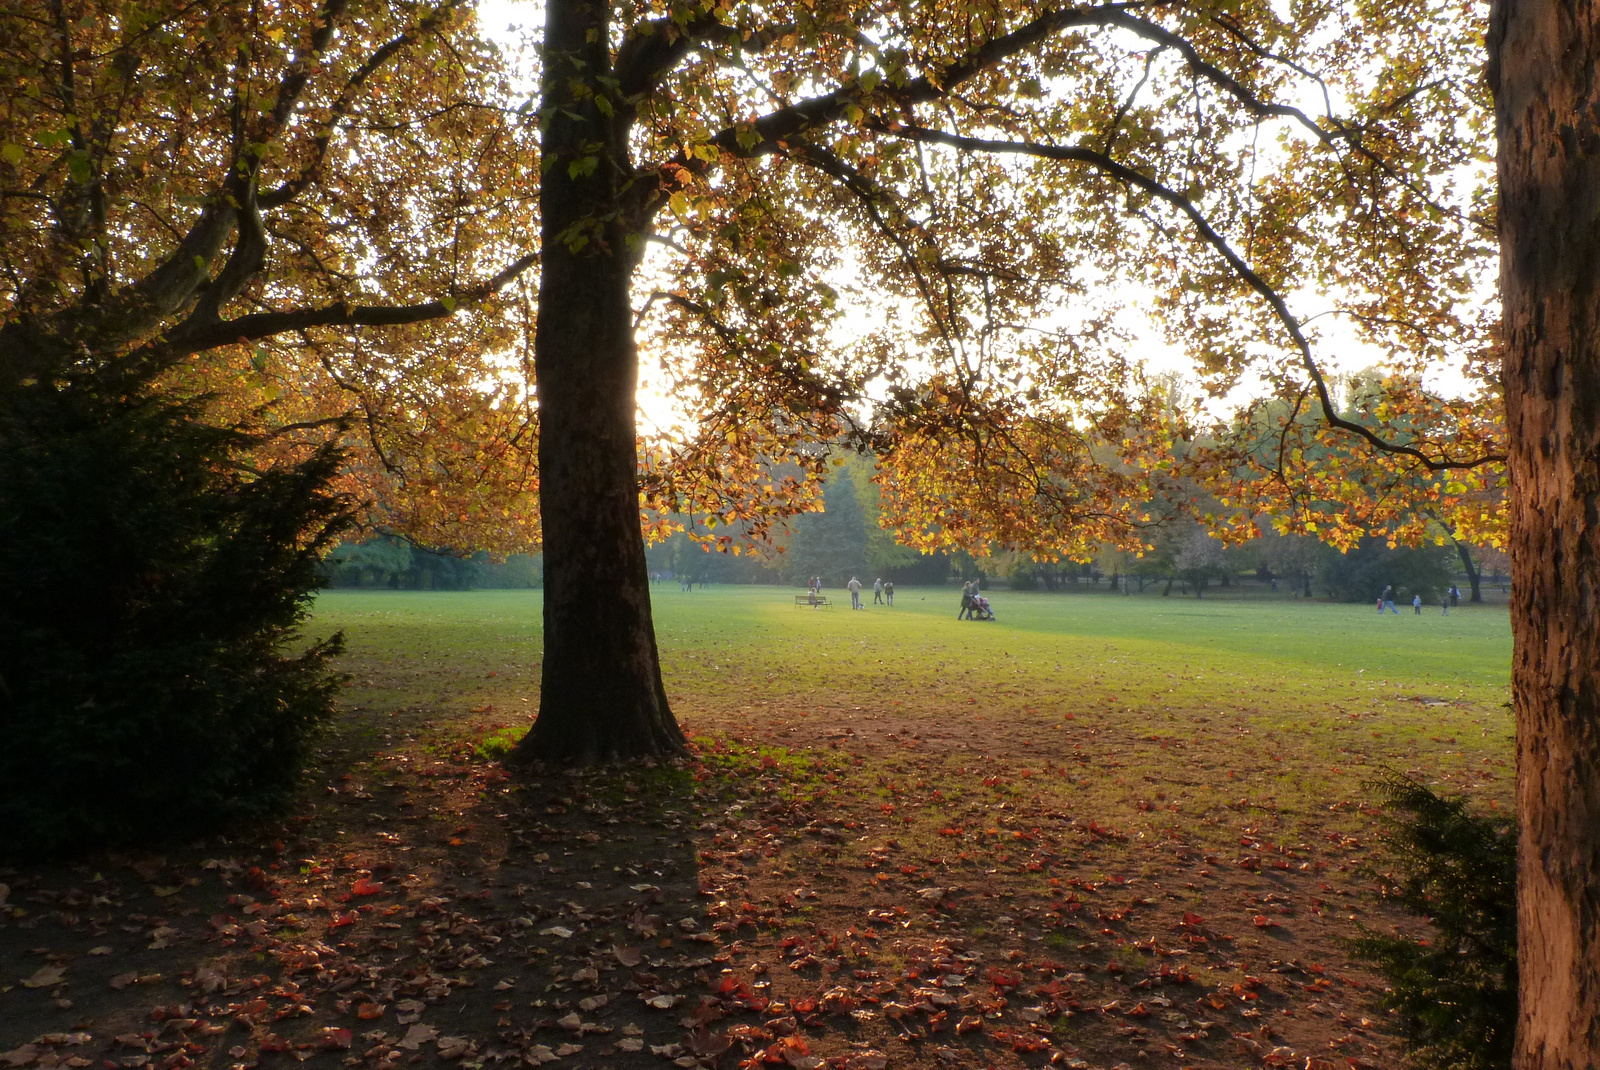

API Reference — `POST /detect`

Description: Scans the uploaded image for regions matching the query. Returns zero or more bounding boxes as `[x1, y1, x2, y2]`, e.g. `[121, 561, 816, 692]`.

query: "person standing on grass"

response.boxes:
[1442, 592, 1451, 616]
[873, 578, 884, 605]
[1381, 584, 1399, 615]
[1450, 584, 1460, 606]
[884, 581, 895, 606]
[1413, 593, 1423, 614]
[848, 576, 863, 610]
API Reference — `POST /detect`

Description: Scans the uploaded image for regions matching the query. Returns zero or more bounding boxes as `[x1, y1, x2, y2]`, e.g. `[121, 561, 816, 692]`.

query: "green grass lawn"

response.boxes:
[313, 583, 1515, 834]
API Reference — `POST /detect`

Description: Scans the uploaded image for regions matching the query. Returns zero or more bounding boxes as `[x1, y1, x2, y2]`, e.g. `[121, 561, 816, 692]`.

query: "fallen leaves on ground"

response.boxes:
[0, 651, 1423, 1070]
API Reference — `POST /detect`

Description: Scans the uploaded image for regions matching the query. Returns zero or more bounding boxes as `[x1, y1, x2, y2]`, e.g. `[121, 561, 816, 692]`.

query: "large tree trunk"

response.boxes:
[512, 0, 685, 764]
[1490, 2, 1600, 1064]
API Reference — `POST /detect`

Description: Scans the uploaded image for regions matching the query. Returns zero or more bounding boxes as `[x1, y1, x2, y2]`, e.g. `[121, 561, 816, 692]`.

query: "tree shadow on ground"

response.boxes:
[3, 691, 1409, 1070]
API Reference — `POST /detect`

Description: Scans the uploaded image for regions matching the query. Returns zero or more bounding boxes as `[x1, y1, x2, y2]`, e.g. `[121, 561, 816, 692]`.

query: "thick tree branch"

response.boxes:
[263, 0, 351, 136]
[664, 4, 1150, 166]
[92, 0, 349, 331]
[185, 180, 268, 324]
[145, 251, 537, 363]
[615, 14, 723, 99]
[886, 124, 1504, 471]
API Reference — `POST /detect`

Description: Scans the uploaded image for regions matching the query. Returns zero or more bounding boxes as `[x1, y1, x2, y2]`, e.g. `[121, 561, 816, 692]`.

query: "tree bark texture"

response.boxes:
[514, 0, 685, 763]
[1490, 1, 1600, 1064]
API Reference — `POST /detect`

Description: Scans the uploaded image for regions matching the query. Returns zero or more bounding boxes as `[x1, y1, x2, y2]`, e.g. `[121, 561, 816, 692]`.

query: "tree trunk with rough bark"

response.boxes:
[1489, 2, 1600, 1064]
[512, 0, 685, 765]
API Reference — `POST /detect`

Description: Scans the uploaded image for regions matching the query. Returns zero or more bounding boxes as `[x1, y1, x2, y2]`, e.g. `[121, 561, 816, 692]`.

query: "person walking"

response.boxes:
[873, 578, 884, 605]
[1413, 593, 1423, 614]
[1449, 584, 1461, 606]
[884, 581, 894, 606]
[1381, 584, 1399, 615]
[1441, 591, 1450, 616]
[958, 579, 974, 620]
[848, 576, 863, 610]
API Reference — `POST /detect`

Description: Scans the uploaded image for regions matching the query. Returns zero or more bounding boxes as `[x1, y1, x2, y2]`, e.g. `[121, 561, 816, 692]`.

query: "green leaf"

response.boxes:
[0, 143, 23, 164]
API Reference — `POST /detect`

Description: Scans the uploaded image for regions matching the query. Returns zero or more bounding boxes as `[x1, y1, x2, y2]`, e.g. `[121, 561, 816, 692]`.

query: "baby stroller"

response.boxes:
[971, 594, 996, 621]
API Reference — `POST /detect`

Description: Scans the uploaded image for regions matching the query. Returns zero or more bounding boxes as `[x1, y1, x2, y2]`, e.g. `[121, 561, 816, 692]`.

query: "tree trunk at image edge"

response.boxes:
[512, 0, 685, 764]
[1490, 3, 1600, 1064]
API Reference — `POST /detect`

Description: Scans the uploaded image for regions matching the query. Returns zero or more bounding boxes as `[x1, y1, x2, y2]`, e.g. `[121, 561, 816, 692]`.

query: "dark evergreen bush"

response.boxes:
[0, 375, 351, 854]
[1352, 774, 1517, 1070]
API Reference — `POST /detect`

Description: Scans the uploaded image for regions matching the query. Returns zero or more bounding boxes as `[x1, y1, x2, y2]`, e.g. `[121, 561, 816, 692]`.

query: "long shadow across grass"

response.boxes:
[1, 587, 1515, 1070]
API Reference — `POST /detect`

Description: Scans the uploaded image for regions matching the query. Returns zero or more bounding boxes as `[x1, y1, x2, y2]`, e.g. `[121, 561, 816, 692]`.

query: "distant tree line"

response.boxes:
[322, 537, 543, 590]
[322, 454, 1498, 604]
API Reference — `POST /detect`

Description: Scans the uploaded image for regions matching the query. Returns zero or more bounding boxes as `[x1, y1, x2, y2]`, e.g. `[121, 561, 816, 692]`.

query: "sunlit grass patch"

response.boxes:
[473, 723, 528, 760]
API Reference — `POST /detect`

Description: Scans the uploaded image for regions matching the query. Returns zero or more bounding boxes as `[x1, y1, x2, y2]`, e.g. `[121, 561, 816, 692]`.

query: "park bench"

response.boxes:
[794, 594, 832, 608]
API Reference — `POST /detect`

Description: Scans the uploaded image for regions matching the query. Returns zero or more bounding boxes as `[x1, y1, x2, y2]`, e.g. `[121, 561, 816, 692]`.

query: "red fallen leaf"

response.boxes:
[938, 828, 961, 837]
[356, 1004, 385, 1020]
[955, 1015, 983, 1034]
[791, 997, 819, 1014]
[686, 1028, 733, 1058]
[1253, 916, 1276, 929]
[351, 878, 384, 897]
[1181, 912, 1205, 927]
[690, 999, 726, 1025]
[614, 945, 643, 967]
[329, 911, 358, 928]
[1126, 1001, 1151, 1018]
[317, 1029, 352, 1051]
[258, 1035, 290, 1053]
[770, 1036, 817, 1068]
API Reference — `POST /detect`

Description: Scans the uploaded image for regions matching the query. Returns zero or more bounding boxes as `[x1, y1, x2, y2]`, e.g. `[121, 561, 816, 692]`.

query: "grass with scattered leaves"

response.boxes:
[0, 585, 1511, 1070]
